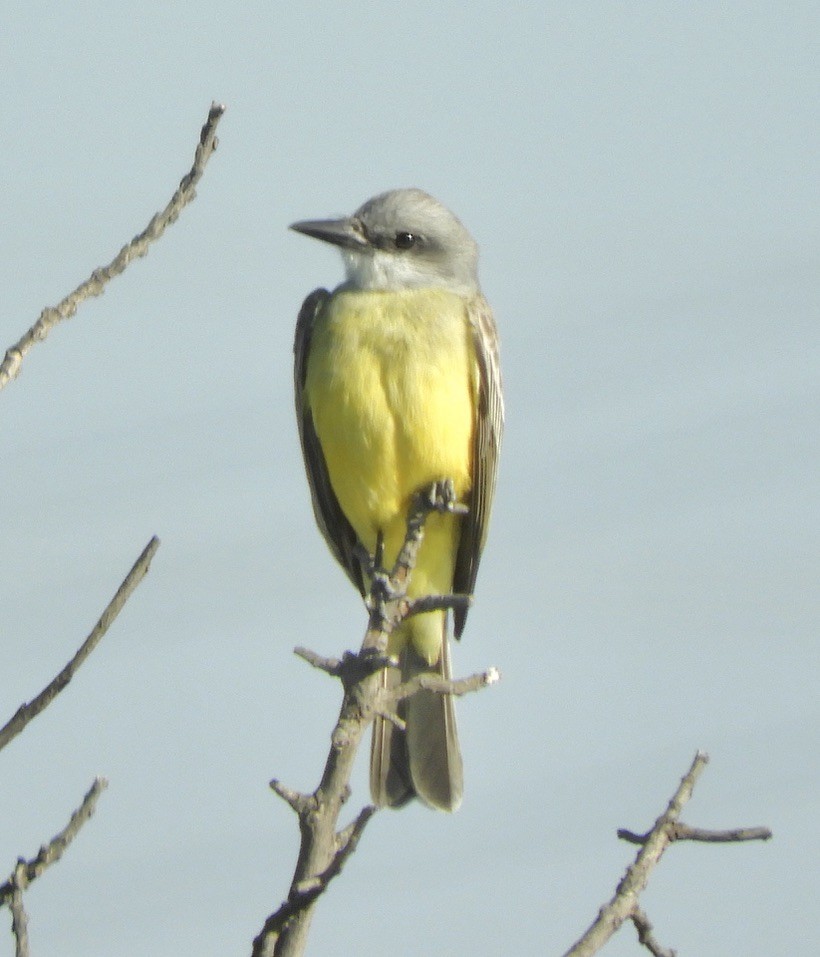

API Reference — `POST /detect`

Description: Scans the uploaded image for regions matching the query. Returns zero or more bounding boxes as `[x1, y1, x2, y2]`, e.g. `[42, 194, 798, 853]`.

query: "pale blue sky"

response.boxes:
[1, 3, 817, 955]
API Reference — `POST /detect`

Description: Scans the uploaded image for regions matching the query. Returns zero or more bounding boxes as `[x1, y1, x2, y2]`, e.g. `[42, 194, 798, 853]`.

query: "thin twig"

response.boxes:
[292, 647, 343, 676]
[269, 780, 312, 816]
[562, 753, 710, 957]
[619, 823, 773, 845]
[631, 907, 675, 957]
[335, 805, 376, 857]
[390, 666, 500, 703]
[0, 777, 108, 910]
[8, 863, 29, 957]
[0, 102, 225, 391]
[293, 647, 397, 687]
[252, 806, 376, 957]
[562, 752, 772, 957]
[401, 593, 472, 618]
[294, 805, 376, 896]
[0, 537, 160, 753]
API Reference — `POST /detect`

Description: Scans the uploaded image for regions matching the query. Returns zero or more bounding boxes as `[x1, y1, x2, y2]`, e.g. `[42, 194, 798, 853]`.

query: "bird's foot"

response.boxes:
[367, 568, 403, 606]
[423, 479, 469, 516]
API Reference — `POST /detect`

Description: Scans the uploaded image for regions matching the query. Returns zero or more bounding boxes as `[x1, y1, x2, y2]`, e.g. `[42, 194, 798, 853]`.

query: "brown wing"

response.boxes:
[453, 294, 504, 637]
[294, 288, 367, 597]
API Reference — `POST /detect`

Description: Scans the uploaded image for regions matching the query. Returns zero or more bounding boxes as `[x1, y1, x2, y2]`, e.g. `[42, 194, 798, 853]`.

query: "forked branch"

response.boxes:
[562, 752, 772, 957]
[1, 777, 108, 956]
[253, 483, 497, 957]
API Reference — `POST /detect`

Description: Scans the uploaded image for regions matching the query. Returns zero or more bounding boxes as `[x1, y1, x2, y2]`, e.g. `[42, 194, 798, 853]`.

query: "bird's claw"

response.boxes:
[425, 479, 469, 515]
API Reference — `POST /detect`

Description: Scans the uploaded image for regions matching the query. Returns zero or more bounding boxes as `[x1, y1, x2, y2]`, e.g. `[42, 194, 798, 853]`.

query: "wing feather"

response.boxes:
[453, 295, 504, 637]
[293, 289, 367, 597]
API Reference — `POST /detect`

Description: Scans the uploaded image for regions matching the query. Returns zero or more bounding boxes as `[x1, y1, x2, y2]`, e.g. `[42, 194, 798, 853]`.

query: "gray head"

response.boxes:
[290, 188, 480, 294]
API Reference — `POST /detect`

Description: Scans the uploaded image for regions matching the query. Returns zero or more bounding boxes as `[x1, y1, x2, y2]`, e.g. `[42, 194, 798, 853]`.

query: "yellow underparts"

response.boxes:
[305, 287, 477, 664]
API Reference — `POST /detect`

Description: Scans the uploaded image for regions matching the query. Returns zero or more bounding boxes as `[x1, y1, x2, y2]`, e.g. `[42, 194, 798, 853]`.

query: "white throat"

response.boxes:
[341, 249, 475, 295]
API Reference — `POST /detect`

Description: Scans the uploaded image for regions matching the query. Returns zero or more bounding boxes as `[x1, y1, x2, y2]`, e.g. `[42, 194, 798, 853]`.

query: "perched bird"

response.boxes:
[291, 189, 503, 811]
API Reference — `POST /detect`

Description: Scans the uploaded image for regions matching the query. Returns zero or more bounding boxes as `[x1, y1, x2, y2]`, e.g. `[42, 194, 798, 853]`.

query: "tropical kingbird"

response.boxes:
[291, 188, 503, 811]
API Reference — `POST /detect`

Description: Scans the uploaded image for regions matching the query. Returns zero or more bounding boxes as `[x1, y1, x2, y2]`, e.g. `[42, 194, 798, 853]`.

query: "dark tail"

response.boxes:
[370, 637, 463, 812]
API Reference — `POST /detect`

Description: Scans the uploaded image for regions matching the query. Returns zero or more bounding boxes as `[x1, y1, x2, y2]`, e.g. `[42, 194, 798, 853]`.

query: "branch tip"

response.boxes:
[631, 907, 676, 957]
[336, 805, 377, 856]
[562, 753, 771, 957]
[0, 539, 160, 753]
[373, 706, 406, 732]
[270, 779, 311, 815]
[293, 646, 341, 675]
[0, 102, 224, 391]
[1, 776, 108, 912]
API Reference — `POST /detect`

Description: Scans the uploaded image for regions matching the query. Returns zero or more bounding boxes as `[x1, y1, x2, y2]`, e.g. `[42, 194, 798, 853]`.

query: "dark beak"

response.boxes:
[289, 216, 368, 250]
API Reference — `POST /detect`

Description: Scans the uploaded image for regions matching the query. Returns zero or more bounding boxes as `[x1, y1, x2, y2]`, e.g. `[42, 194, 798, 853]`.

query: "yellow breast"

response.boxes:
[306, 284, 476, 537]
[306, 287, 479, 661]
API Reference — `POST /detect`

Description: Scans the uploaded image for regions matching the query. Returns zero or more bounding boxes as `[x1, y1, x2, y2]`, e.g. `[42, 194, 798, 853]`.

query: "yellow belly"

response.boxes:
[304, 287, 477, 662]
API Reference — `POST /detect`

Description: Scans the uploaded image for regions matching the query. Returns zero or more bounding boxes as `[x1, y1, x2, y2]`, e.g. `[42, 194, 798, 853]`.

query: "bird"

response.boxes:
[291, 188, 503, 811]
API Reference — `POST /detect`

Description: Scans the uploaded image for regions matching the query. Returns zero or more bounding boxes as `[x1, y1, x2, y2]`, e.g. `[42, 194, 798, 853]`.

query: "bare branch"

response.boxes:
[401, 593, 472, 618]
[0, 102, 225, 391]
[292, 647, 343, 676]
[251, 805, 377, 957]
[293, 646, 396, 683]
[562, 751, 772, 957]
[254, 483, 497, 957]
[631, 907, 675, 957]
[619, 822, 773, 845]
[335, 805, 377, 858]
[8, 863, 29, 957]
[0, 536, 160, 753]
[372, 706, 406, 732]
[390, 666, 500, 704]
[1, 777, 108, 910]
[669, 822, 772, 842]
[269, 780, 312, 817]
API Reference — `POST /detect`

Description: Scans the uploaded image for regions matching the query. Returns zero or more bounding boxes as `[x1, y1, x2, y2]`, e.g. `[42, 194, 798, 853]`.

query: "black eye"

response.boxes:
[394, 231, 416, 249]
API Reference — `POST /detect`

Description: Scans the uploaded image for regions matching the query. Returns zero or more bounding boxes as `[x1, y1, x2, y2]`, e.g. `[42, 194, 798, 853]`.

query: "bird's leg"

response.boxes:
[362, 530, 403, 656]
[352, 541, 373, 577]
[354, 530, 387, 580]
[362, 568, 397, 655]
[373, 529, 385, 575]
[363, 529, 404, 602]
[364, 482, 467, 654]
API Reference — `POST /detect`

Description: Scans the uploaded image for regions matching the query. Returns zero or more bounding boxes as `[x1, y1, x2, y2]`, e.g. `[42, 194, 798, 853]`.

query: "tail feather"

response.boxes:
[370, 669, 414, 808]
[405, 637, 463, 811]
[369, 634, 463, 812]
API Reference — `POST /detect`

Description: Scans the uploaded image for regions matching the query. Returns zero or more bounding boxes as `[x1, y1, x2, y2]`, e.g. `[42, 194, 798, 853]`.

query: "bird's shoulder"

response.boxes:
[293, 287, 331, 379]
[465, 294, 504, 421]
